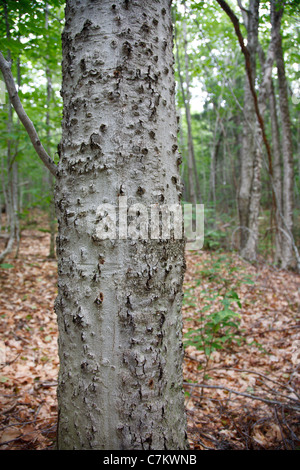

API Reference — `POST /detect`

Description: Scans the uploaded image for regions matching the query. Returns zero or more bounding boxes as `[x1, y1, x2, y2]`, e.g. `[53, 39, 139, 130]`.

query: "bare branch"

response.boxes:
[0, 52, 58, 178]
[215, 0, 274, 182]
[183, 382, 300, 411]
[237, 0, 249, 29]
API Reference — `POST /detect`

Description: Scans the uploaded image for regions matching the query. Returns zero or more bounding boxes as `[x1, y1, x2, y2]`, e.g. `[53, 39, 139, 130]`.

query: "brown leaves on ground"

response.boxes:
[0, 228, 58, 450]
[183, 251, 300, 450]
[0, 223, 299, 450]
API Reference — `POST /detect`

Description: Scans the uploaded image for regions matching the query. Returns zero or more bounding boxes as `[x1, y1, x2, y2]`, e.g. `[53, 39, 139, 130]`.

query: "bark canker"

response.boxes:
[55, 0, 188, 450]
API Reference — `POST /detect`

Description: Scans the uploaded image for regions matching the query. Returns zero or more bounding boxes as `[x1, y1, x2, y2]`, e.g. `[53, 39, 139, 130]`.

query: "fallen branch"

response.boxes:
[184, 358, 299, 397]
[0, 353, 20, 370]
[183, 382, 300, 411]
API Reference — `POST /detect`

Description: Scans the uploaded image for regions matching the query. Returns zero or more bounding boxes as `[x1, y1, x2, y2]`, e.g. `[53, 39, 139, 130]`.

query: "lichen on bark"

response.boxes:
[55, 0, 188, 450]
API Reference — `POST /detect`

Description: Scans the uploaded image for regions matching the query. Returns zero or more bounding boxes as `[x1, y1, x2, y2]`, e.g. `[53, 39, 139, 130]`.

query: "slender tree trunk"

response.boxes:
[0, 1, 18, 263]
[209, 112, 222, 211]
[177, 108, 188, 200]
[238, 0, 260, 260]
[182, 20, 201, 203]
[0, 154, 9, 232]
[269, 80, 283, 265]
[0, 97, 16, 264]
[45, 3, 56, 259]
[209, 123, 217, 210]
[13, 49, 21, 259]
[243, 12, 278, 262]
[176, 23, 197, 204]
[272, 0, 295, 269]
[55, 0, 188, 450]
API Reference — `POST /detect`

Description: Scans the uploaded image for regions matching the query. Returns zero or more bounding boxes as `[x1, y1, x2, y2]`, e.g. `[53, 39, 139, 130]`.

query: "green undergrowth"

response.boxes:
[183, 252, 255, 367]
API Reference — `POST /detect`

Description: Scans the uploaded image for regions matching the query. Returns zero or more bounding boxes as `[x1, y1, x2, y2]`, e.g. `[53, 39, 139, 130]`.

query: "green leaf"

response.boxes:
[0, 263, 14, 269]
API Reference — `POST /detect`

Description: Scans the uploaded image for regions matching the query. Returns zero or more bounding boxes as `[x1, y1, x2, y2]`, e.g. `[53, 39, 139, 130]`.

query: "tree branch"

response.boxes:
[0, 52, 58, 178]
[183, 382, 300, 411]
[237, 0, 249, 29]
[215, 0, 274, 181]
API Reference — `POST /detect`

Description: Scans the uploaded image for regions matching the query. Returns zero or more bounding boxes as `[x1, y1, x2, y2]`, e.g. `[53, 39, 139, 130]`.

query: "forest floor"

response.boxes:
[0, 216, 299, 450]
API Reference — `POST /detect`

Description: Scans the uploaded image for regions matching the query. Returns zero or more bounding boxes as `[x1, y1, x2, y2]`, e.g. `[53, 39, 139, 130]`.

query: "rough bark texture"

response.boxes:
[55, 0, 188, 450]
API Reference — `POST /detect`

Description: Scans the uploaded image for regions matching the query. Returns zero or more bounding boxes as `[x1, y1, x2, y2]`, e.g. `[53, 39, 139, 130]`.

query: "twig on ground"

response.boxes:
[183, 382, 300, 411]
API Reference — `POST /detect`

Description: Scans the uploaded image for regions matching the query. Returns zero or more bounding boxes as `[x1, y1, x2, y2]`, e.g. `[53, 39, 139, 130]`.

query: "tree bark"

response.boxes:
[182, 20, 201, 204]
[238, 0, 259, 260]
[271, 0, 295, 269]
[0, 1, 19, 263]
[242, 19, 278, 262]
[45, 3, 56, 259]
[269, 80, 283, 265]
[55, 0, 188, 450]
[175, 22, 197, 205]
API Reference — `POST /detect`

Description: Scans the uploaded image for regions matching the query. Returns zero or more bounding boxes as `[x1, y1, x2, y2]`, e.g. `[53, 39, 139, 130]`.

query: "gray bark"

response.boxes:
[271, 0, 295, 269]
[242, 23, 277, 262]
[45, 3, 56, 259]
[0, 53, 58, 177]
[269, 80, 283, 265]
[182, 20, 201, 203]
[0, 2, 19, 263]
[238, 0, 260, 260]
[55, 0, 188, 450]
[0, 96, 16, 264]
[175, 22, 197, 205]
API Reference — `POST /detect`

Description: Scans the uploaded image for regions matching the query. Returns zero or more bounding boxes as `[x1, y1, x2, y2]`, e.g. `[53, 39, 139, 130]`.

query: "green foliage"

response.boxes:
[184, 289, 243, 357]
[174, 0, 300, 258]
[183, 253, 255, 362]
[0, 0, 64, 216]
[0, 263, 14, 269]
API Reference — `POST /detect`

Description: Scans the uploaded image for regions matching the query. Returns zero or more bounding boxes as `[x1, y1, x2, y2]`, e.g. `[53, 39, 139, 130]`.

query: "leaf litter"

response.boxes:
[0, 220, 299, 450]
[183, 250, 300, 450]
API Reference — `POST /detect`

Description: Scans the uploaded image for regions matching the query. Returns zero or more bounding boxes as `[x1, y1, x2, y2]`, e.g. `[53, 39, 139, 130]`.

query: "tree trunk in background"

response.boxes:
[182, 20, 201, 204]
[13, 51, 21, 259]
[209, 109, 222, 212]
[0, 1, 19, 263]
[55, 0, 188, 450]
[175, 22, 197, 205]
[243, 18, 277, 263]
[45, 3, 56, 259]
[238, 0, 259, 261]
[269, 80, 283, 265]
[209, 118, 217, 211]
[0, 96, 15, 264]
[272, 0, 295, 269]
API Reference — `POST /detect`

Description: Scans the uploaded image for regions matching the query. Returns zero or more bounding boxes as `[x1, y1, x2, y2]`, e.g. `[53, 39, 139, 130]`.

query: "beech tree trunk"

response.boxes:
[182, 20, 201, 204]
[45, 3, 56, 259]
[175, 21, 197, 205]
[0, 1, 19, 264]
[271, 0, 295, 269]
[269, 80, 283, 265]
[55, 0, 188, 450]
